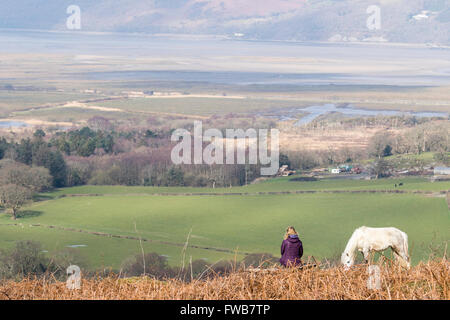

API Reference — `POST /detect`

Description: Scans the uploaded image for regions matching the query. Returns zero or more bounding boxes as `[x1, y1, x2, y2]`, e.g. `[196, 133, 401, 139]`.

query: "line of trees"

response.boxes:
[0, 127, 264, 190]
[304, 114, 445, 131]
[368, 122, 449, 159]
[1, 117, 448, 194]
[68, 153, 261, 188]
[0, 133, 67, 188]
[50, 127, 114, 157]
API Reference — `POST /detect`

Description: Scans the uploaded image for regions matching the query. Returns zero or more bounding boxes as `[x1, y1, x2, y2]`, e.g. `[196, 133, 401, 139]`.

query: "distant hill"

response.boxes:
[0, 0, 449, 44]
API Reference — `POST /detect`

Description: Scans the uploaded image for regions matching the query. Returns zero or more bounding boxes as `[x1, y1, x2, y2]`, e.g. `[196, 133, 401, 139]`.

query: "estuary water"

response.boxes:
[1, 29, 450, 87]
[0, 121, 29, 128]
[294, 104, 448, 126]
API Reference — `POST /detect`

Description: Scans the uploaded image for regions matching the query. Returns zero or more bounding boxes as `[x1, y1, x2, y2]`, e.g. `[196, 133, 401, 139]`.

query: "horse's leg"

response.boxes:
[368, 251, 375, 265]
[360, 251, 365, 262]
[362, 248, 370, 264]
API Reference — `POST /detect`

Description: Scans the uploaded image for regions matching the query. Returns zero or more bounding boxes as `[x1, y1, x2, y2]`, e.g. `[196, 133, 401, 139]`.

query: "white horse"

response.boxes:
[341, 226, 410, 269]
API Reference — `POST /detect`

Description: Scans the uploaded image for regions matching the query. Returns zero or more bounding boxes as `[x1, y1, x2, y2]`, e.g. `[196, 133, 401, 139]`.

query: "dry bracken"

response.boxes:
[0, 259, 448, 300]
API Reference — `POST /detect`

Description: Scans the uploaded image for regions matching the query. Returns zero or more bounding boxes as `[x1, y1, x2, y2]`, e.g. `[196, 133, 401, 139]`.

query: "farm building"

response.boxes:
[339, 165, 352, 172]
[434, 167, 450, 175]
[351, 167, 362, 174]
[330, 168, 340, 174]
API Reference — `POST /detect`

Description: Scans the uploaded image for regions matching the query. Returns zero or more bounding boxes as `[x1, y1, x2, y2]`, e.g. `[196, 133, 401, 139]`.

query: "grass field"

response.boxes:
[1, 178, 448, 271]
[11, 106, 128, 123]
[5, 95, 301, 123]
[0, 225, 234, 270]
[47, 176, 450, 197]
[88, 97, 302, 116]
[0, 91, 102, 117]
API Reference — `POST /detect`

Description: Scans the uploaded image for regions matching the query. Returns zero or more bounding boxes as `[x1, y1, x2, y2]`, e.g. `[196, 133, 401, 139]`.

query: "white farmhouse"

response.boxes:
[434, 167, 450, 175]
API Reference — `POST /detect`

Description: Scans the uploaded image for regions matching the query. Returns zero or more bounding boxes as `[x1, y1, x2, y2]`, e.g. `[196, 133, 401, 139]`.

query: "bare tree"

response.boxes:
[0, 160, 51, 219]
[371, 159, 392, 179]
[0, 160, 51, 192]
[87, 116, 112, 132]
[0, 184, 33, 220]
[368, 132, 394, 158]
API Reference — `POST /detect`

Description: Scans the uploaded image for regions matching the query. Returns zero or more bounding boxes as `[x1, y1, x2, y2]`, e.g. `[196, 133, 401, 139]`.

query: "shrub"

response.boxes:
[175, 259, 212, 282]
[289, 176, 318, 182]
[0, 241, 88, 280]
[121, 253, 175, 279]
[0, 241, 84, 280]
[0, 241, 48, 279]
[241, 253, 278, 268]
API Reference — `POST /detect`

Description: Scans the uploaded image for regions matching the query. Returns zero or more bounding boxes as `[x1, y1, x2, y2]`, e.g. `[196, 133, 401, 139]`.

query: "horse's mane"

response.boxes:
[343, 227, 363, 261]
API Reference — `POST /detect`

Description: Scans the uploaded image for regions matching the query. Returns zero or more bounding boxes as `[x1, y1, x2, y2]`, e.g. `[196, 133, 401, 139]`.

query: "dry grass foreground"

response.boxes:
[0, 259, 448, 300]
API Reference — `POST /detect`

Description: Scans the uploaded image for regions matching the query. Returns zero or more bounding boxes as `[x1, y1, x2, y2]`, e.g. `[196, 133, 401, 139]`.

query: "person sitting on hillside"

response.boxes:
[280, 226, 303, 267]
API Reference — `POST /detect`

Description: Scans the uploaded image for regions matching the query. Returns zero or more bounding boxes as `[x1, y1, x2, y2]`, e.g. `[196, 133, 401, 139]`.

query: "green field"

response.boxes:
[5, 96, 301, 123]
[0, 91, 103, 117]
[89, 97, 301, 116]
[1, 177, 448, 270]
[12, 106, 129, 123]
[48, 176, 450, 197]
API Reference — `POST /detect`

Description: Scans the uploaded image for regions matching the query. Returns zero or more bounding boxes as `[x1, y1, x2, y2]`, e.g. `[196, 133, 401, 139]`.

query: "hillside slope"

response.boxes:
[0, 0, 449, 44]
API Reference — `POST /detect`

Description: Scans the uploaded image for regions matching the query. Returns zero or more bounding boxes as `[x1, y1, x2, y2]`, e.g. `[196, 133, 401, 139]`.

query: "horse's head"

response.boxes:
[341, 252, 352, 270]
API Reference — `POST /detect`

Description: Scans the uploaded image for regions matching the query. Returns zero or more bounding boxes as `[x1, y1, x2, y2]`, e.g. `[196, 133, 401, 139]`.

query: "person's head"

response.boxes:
[284, 226, 298, 240]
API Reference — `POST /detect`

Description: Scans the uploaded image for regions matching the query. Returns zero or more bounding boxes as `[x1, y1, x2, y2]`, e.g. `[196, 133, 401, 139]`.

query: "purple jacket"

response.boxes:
[280, 235, 303, 267]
